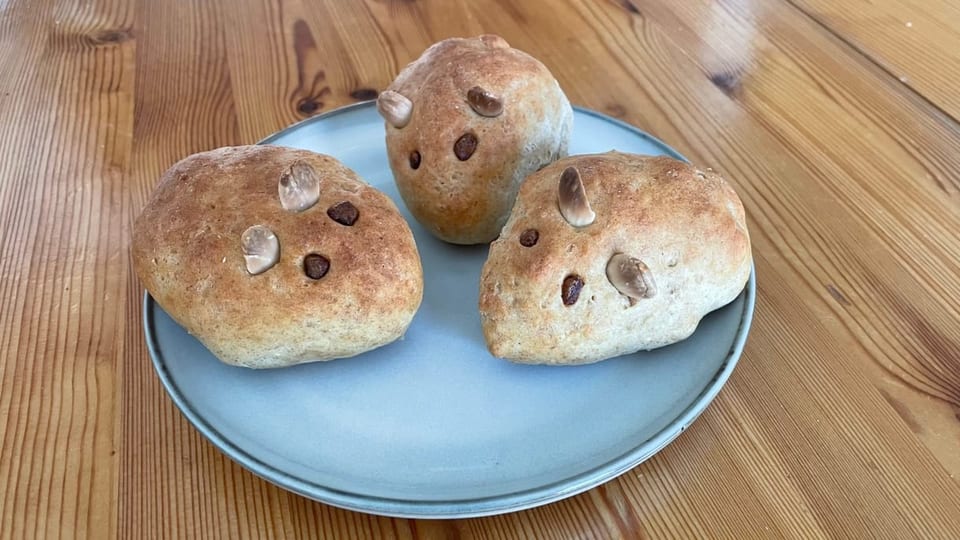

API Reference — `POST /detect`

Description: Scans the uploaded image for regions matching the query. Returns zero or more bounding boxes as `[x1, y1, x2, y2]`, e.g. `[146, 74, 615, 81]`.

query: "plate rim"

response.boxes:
[144, 101, 756, 519]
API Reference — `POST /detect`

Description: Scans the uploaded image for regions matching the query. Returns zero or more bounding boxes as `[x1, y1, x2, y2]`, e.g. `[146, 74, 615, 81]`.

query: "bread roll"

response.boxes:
[133, 145, 423, 368]
[478, 152, 752, 365]
[377, 34, 573, 245]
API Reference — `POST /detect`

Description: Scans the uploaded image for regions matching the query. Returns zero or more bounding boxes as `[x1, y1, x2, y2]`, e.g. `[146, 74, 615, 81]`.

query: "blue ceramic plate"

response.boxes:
[144, 102, 755, 518]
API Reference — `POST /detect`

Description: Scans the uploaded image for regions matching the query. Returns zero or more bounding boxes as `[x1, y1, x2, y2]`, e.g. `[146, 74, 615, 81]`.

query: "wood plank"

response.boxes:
[600, 0, 960, 478]
[0, 0, 133, 537]
[788, 0, 960, 122]
[120, 0, 243, 537]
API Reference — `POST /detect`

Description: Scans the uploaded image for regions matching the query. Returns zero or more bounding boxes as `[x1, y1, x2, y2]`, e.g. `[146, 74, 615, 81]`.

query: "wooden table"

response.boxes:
[3, 0, 960, 537]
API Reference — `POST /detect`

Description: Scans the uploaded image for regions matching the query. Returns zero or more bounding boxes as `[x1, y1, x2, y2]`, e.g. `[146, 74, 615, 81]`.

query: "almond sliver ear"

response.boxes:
[241, 225, 280, 275]
[558, 166, 595, 227]
[467, 86, 503, 117]
[377, 90, 413, 128]
[278, 161, 320, 212]
[606, 253, 656, 299]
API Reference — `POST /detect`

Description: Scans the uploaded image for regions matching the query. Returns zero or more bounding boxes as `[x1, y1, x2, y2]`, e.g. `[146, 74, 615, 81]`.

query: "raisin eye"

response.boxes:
[562, 275, 584, 306]
[303, 254, 330, 280]
[519, 229, 539, 247]
[327, 201, 359, 226]
[454, 133, 478, 160]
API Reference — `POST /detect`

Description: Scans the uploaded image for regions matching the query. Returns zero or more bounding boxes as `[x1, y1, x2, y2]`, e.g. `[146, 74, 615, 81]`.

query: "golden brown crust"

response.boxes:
[382, 35, 573, 245]
[132, 145, 423, 368]
[478, 152, 752, 365]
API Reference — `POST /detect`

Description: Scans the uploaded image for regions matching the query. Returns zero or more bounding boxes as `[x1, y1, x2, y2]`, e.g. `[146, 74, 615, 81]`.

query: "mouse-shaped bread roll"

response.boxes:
[377, 35, 573, 245]
[133, 145, 423, 368]
[478, 152, 752, 365]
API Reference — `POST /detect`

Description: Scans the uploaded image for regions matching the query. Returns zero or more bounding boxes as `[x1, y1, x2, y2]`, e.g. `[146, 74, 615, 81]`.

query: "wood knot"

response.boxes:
[605, 103, 627, 118]
[350, 88, 379, 101]
[825, 284, 851, 306]
[617, 0, 640, 14]
[92, 29, 131, 45]
[709, 69, 744, 97]
[297, 99, 321, 115]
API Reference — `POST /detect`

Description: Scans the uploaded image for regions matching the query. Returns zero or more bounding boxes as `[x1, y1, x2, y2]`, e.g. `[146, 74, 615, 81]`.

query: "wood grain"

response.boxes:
[1, 0, 131, 537]
[787, 0, 960, 122]
[1, 0, 960, 537]
[602, 0, 960, 478]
